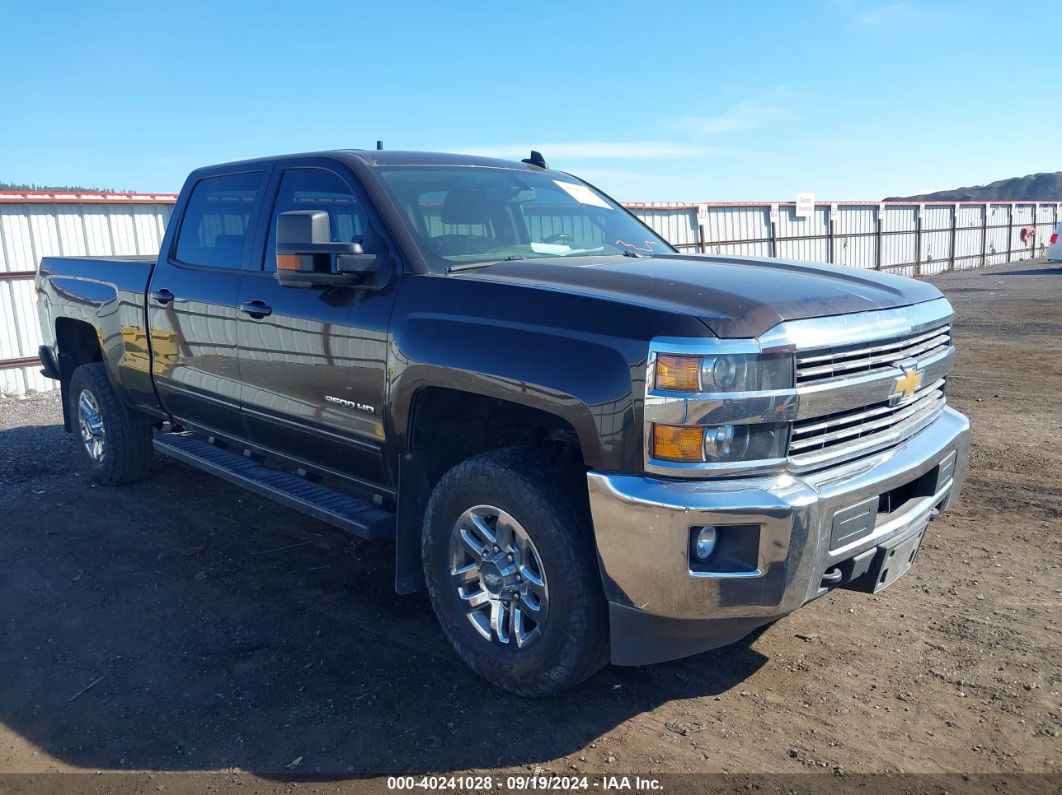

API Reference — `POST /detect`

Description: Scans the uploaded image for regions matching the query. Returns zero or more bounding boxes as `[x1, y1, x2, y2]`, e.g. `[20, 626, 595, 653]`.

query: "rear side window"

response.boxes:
[263, 168, 369, 271]
[175, 171, 263, 268]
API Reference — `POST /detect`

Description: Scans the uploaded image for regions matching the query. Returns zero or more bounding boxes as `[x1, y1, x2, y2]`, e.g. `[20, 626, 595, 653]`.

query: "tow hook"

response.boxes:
[821, 567, 844, 588]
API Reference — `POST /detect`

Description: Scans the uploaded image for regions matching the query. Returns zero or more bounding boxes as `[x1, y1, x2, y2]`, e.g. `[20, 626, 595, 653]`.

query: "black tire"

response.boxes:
[68, 362, 153, 485]
[422, 447, 609, 697]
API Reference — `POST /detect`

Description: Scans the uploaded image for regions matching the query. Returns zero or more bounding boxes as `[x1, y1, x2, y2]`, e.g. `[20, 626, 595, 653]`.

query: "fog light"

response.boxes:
[694, 526, 718, 560]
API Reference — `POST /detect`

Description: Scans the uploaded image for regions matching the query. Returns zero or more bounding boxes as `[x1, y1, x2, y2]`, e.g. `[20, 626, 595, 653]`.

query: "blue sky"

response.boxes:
[1, 1, 1059, 201]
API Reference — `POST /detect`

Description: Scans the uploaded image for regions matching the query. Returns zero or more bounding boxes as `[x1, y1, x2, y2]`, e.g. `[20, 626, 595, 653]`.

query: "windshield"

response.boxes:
[375, 166, 673, 271]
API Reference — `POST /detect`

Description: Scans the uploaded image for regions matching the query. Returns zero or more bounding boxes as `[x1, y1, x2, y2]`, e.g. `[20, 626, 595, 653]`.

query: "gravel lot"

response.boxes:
[0, 259, 1059, 788]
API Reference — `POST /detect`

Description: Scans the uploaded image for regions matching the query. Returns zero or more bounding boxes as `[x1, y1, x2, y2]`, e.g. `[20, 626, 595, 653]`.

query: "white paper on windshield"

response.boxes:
[553, 180, 611, 209]
[529, 243, 573, 255]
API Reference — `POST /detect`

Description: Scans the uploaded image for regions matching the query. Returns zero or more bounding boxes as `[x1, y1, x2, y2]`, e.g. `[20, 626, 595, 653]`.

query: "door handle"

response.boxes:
[239, 300, 272, 319]
[151, 288, 175, 305]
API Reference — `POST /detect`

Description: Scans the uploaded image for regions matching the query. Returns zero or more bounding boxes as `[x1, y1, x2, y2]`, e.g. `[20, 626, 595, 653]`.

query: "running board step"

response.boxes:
[153, 433, 394, 540]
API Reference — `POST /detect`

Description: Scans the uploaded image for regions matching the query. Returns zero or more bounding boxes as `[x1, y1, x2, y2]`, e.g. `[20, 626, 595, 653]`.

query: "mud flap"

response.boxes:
[394, 451, 430, 594]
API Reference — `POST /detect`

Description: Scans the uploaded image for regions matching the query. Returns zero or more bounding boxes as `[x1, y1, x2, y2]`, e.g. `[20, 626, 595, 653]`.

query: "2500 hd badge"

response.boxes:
[325, 394, 376, 414]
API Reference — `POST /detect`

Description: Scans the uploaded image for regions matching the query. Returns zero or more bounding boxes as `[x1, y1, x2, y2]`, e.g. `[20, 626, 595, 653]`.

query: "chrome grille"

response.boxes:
[642, 299, 957, 479]
[795, 323, 951, 385]
[789, 379, 946, 467]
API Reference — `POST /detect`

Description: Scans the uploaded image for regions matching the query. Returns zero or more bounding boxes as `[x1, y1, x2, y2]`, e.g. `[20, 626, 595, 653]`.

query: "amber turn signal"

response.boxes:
[654, 355, 700, 391]
[653, 424, 705, 462]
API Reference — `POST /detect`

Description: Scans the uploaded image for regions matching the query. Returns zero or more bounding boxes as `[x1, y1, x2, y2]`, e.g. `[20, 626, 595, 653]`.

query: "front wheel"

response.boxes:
[422, 448, 609, 697]
[68, 363, 153, 485]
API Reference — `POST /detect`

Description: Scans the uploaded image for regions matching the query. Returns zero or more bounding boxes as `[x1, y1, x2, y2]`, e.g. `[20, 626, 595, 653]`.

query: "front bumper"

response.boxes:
[587, 406, 971, 665]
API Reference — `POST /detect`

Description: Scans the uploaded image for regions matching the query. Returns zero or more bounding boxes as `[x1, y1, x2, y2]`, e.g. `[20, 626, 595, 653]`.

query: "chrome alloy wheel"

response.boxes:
[449, 505, 549, 649]
[77, 389, 106, 462]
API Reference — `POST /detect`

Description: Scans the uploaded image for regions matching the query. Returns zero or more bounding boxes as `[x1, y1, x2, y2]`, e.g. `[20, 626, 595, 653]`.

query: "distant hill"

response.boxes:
[887, 172, 1062, 202]
[0, 181, 118, 192]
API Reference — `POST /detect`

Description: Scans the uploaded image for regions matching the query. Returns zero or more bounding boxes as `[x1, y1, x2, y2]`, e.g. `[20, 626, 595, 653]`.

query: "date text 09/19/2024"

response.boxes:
[385, 775, 663, 791]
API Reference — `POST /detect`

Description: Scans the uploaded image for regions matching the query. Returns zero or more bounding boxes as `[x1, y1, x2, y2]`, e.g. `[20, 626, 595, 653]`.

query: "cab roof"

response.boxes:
[344, 149, 538, 170]
[197, 149, 542, 173]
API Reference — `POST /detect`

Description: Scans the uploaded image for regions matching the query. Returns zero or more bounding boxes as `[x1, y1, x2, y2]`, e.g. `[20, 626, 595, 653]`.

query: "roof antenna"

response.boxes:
[376, 140, 384, 151]
[521, 150, 547, 169]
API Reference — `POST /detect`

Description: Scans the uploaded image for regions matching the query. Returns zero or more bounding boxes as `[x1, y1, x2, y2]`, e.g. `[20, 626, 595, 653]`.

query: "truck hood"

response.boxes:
[454, 253, 944, 338]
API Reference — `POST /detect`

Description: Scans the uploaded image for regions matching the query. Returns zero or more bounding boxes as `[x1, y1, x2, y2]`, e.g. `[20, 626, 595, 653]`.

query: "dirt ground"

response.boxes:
[0, 258, 1059, 788]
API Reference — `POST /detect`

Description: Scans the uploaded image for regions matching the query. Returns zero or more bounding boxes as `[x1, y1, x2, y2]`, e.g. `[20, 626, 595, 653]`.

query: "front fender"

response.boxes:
[389, 313, 637, 471]
[382, 272, 711, 595]
[386, 310, 646, 595]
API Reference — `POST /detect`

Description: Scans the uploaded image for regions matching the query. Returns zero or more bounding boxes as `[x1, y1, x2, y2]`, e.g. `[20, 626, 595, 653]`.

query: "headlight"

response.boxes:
[655, 353, 790, 392]
[702, 355, 740, 390]
[648, 344, 794, 472]
[653, 422, 788, 463]
[702, 423, 787, 463]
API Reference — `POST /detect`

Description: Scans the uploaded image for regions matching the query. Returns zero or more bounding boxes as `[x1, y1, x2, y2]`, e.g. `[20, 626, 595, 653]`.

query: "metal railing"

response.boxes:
[625, 200, 1059, 276]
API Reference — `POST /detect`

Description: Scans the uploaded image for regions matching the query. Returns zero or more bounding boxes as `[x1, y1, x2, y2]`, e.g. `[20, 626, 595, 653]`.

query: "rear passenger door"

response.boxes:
[148, 170, 267, 438]
[236, 163, 398, 491]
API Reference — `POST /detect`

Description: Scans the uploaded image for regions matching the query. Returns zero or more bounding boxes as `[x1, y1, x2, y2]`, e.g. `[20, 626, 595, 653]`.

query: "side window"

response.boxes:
[264, 168, 369, 271]
[174, 171, 263, 268]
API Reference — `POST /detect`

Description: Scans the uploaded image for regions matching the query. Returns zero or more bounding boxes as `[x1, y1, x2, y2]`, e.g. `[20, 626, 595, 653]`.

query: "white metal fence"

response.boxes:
[0, 192, 174, 395]
[1, 192, 1057, 396]
[625, 200, 1058, 276]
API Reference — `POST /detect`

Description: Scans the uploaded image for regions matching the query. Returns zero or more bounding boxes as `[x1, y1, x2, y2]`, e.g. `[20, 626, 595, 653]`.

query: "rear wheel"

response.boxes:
[422, 448, 608, 697]
[68, 363, 153, 485]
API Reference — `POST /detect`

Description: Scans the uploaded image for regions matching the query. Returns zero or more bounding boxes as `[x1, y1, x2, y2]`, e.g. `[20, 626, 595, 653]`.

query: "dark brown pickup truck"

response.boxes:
[36, 150, 970, 695]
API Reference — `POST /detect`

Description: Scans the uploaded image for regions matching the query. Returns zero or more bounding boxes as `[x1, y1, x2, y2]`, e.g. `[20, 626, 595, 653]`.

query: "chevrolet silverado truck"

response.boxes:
[35, 150, 970, 696]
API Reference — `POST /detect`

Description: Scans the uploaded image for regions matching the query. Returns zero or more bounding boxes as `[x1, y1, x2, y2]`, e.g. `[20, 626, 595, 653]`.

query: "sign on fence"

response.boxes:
[795, 192, 815, 218]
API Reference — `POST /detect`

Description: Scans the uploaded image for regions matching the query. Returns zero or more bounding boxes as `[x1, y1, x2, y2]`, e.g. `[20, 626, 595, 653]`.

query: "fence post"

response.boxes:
[1006, 203, 1014, 264]
[981, 204, 989, 267]
[769, 204, 779, 258]
[949, 204, 959, 271]
[1057, 204, 1061, 256]
[876, 204, 884, 269]
[826, 206, 834, 263]
[914, 204, 923, 276]
[1031, 203, 1038, 259]
[696, 204, 707, 254]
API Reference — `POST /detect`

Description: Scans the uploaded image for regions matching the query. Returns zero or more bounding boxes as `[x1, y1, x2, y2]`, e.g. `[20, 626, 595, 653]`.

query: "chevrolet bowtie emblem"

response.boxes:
[892, 365, 924, 402]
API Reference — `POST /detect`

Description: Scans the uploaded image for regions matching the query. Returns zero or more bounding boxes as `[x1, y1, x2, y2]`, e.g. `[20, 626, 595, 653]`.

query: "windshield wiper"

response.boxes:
[449, 254, 541, 273]
[622, 249, 645, 258]
[447, 261, 493, 273]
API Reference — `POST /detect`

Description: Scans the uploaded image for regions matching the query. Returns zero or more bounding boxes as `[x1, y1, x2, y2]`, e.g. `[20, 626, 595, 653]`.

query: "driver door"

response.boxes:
[236, 163, 398, 490]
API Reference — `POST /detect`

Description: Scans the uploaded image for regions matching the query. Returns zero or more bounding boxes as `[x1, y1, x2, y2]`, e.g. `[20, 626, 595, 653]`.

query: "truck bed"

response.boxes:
[37, 254, 157, 290]
[36, 253, 160, 411]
